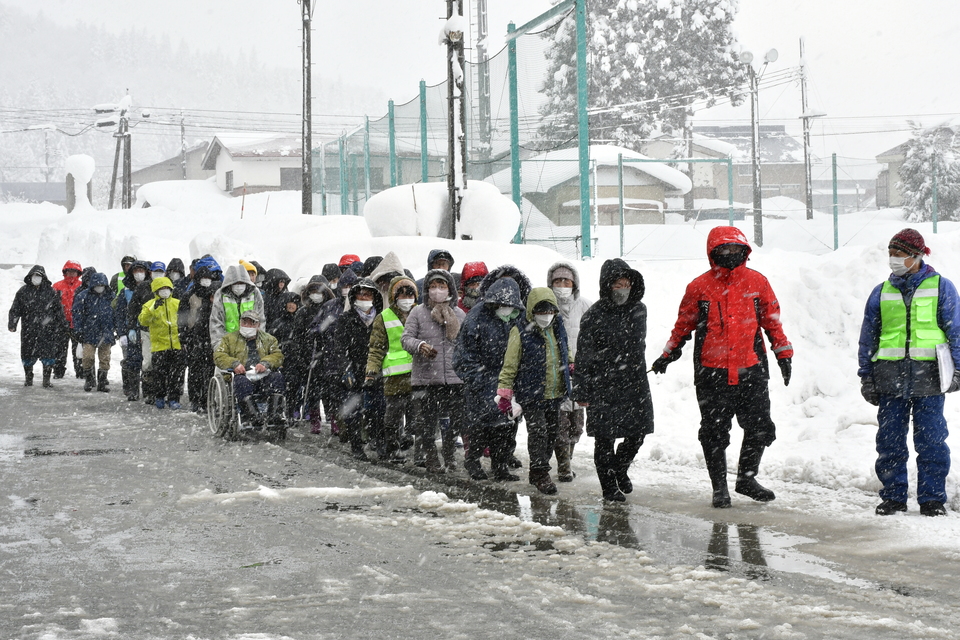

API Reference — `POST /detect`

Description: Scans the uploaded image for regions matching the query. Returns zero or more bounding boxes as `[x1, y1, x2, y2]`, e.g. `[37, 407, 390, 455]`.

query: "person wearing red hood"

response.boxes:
[652, 226, 793, 509]
[457, 261, 488, 313]
[52, 260, 84, 379]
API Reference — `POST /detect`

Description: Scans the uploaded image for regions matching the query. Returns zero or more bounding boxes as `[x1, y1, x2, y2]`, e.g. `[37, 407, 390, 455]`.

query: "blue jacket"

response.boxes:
[453, 278, 526, 428]
[72, 272, 117, 346]
[859, 263, 960, 397]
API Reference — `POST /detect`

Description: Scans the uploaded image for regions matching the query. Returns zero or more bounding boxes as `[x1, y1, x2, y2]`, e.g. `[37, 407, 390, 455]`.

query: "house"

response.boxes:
[200, 134, 304, 196]
[641, 133, 738, 201]
[0, 182, 67, 207]
[485, 145, 691, 226]
[875, 141, 907, 209]
[130, 142, 214, 188]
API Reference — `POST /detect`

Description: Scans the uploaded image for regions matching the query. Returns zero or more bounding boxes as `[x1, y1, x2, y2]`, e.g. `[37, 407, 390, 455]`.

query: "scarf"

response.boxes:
[429, 300, 461, 341]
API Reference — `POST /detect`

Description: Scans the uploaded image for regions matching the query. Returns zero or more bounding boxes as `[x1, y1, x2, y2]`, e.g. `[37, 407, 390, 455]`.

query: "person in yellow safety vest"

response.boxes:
[109, 255, 136, 295]
[365, 275, 418, 462]
[138, 277, 185, 410]
[859, 228, 960, 518]
[209, 264, 265, 349]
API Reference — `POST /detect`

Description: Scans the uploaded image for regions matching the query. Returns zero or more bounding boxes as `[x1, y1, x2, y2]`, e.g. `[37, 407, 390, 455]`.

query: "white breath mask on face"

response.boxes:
[30, 275, 42, 286]
[889, 256, 912, 277]
[341, 288, 350, 297]
[428, 287, 449, 303]
[309, 293, 325, 304]
[534, 313, 555, 329]
[93, 286, 105, 294]
[231, 283, 247, 296]
[133, 272, 146, 282]
[199, 278, 213, 288]
[496, 306, 515, 318]
[158, 289, 172, 299]
[151, 272, 165, 280]
[397, 298, 415, 312]
[239, 326, 258, 339]
[169, 273, 181, 282]
[354, 300, 374, 312]
[552, 287, 573, 300]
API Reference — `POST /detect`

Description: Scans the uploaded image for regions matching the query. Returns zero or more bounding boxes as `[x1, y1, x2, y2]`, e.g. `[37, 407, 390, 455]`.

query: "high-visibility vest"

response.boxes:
[874, 275, 947, 361]
[224, 298, 256, 336]
[115, 272, 126, 294]
[381, 308, 413, 376]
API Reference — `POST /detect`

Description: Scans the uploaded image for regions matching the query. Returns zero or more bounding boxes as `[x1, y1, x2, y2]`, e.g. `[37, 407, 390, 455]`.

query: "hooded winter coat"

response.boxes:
[313, 268, 358, 378]
[402, 270, 465, 387]
[166, 258, 188, 298]
[263, 268, 292, 334]
[498, 287, 571, 404]
[416, 249, 458, 299]
[112, 260, 151, 336]
[271, 291, 302, 357]
[546, 261, 592, 360]
[209, 265, 266, 348]
[661, 226, 793, 385]
[8, 265, 68, 360]
[72, 272, 116, 346]
[572, 258, 654, 439]
[52, 260, 82, 327]
[369, 252, 405, 288]
[478, 264, 532, 305]
[453, 277, 526, 429]
[334, 278, 384, 384]
[367, 275, 418, 395]
[179, 263, 222, 351]
[138, 277, 181, 352]
[292, 276, 335, 371]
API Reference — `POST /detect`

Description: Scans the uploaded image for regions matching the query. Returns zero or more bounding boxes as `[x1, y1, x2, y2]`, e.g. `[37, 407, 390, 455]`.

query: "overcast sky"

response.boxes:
[6, 0, 958, 172]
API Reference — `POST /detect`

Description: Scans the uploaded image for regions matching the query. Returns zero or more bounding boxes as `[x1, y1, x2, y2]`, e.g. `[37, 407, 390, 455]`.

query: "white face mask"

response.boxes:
[231, 283, 247, 296]
[151, 271, 165, 280]
[355, 300, 374, 312]
[133, 272, 146, 282]
[552, 286, 573, 300]
[496, 306, 515, 318]
[30, 275, 43, 286]
[397, 298, 415, 312]
[309, 293, 325, 304]
[889, 256, 912, 277]
[199, 278, 213, 288]
[239, 326, 258, 339]
[158, 289, 172, 299]
[169, 273, 181, 282]
[534, 313, 555, 329]
[93, 286, 105, 294]
[428, 287, 450, 303]
[341, 288, 350, 297]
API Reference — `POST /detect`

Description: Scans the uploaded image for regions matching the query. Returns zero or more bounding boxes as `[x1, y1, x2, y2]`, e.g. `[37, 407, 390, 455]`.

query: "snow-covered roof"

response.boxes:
[485, 144, 692, 195]
[695, 126, 804, 164]
[201, 133, 310, 170]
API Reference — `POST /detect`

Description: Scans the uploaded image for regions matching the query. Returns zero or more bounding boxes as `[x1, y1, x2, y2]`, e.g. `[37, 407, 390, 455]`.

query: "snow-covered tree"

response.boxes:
[537, 0, 746, 151]
[898, 122, 960, 222]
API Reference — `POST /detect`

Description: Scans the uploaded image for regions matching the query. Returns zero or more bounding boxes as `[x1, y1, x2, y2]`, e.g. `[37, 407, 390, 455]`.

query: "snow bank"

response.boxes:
[363, 180, 520, 243]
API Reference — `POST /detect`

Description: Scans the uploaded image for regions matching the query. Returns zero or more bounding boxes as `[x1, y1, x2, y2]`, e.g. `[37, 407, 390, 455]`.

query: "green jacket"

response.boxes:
[498, 287, 567, 401]
[213, 330, 284, 371]
[137, 277, 181, 352]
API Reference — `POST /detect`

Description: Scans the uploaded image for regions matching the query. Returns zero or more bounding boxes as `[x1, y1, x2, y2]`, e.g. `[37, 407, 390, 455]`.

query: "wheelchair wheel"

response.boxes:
[207, 374, 237, 439]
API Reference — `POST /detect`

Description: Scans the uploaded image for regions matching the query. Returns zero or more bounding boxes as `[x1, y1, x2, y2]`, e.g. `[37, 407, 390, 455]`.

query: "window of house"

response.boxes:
[781, 183, 802, 195]
[225, 170, 234, 192]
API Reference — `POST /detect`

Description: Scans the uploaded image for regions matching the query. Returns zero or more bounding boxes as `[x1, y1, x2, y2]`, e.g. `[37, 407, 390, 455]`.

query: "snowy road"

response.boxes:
[2, 381, 959, 639]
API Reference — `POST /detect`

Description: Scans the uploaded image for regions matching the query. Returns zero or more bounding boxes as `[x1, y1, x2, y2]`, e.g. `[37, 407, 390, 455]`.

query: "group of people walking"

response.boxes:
[7, 226, 957, 514]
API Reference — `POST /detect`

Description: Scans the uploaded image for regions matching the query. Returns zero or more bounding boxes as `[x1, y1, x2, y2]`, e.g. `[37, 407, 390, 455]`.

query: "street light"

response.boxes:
[740, 48, 777, 247]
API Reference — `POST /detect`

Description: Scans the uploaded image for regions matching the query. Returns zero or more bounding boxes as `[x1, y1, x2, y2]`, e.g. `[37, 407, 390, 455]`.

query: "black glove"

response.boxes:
[777, 357, 792, 386]
[860, 378, 880, 406]
[341, 371, 356, 390]
[948, 371, 960, 394]
[651, 349, 681, 374]
[153, 299, 164, 309]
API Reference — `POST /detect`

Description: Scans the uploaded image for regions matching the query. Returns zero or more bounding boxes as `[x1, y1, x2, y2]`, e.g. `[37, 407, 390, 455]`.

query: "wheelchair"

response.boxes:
[207, 370, 287, 443]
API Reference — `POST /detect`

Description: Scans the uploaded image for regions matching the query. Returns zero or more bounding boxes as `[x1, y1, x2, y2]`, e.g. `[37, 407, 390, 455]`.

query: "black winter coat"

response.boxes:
[333, 279, 384, 386]
[8, 265, 68, 360]
[572, 258, 654, 439]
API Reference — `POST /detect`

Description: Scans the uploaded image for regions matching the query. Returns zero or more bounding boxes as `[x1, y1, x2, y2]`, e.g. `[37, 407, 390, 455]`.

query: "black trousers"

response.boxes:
[151, 350, 186, 402]
[185, 343, 213, 407]
[695, 366, 776, 451]
[523, 398, 562, 473]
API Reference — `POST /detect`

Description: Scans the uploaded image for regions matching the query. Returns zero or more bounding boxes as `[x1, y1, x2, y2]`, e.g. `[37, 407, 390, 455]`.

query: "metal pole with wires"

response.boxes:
[299, 0, 314, 215]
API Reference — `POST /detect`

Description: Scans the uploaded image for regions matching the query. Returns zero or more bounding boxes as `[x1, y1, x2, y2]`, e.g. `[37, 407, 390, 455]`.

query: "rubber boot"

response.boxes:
[735, 445, 776, 502]
[440, 429, 457, 471]
[555, 444, 574, 482]
[702, 443, 731, 508]
[599, 468, 625, 502]
[242, 397, 264, 427]
[83, 368, 95, 392]
[42, 365, 53, 388]
[97, 370, 110, 393]
[268, 394, 286, 426]
[529, 469, 558, 495]
[24, 366, 34, 387]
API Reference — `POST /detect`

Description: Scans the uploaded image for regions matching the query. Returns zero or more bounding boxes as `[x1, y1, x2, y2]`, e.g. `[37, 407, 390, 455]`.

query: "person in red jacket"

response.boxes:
[652, 226, 793, 509]
[52, 259, 83, 379]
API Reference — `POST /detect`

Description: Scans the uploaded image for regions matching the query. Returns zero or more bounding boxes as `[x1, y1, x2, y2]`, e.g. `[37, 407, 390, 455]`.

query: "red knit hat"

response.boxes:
[339, 254, 361, 267]
[889, 228, 930, 256]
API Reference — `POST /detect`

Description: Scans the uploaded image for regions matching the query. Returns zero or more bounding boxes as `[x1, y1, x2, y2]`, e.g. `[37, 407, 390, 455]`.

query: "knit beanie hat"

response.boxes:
[889, 228, 930, 256]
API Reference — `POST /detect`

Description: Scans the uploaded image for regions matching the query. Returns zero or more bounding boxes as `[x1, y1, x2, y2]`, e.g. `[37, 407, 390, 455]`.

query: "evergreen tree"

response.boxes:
[898, 122, 960, 222]
[538, 0, 746, 151]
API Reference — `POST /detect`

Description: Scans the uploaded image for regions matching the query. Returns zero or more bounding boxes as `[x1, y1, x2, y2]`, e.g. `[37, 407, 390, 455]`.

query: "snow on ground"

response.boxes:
[2, 185, 960, 557]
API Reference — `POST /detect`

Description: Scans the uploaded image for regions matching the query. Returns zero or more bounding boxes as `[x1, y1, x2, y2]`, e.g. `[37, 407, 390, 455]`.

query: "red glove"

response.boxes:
[497, 395, 512, 414]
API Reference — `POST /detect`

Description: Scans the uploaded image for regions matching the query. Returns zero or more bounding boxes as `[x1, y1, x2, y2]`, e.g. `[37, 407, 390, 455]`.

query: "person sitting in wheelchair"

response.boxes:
[213, 310, 285, 426]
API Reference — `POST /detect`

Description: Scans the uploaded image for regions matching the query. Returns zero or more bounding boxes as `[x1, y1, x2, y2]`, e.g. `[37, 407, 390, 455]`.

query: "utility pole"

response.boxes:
[475, 0, 492, 168]
[300, 0, 314, 215]
[180, 111, 187, 180]
[747, 63, 763, 246]
[443, 0, 466, 239]
[800, 38, 813, 220]
[683, 111, 694, 212]
[108, 107, 131, 209]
